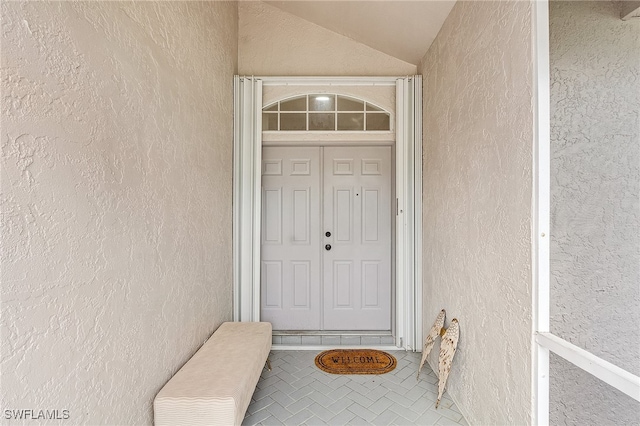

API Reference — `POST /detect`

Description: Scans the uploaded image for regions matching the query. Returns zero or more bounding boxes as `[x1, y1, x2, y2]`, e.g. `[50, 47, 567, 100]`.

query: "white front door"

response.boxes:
[261, 146, 392, 331]
[261, 147, 322, 330]
[322, 147, 392, 330]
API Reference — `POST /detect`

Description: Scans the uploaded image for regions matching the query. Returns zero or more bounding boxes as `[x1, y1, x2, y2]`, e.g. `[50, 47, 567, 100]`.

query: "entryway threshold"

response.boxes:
[272, 332, 395, 347]
[272, 345, 401, 351]
[273, 330, 392, 335]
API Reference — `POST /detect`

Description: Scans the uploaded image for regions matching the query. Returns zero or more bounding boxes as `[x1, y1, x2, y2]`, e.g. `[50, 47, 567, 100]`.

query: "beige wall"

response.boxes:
[0, 2, 237, 424]
[549, 1, 640, 423]
[419, 1, 533, 424]
[238, 1, 416, 76]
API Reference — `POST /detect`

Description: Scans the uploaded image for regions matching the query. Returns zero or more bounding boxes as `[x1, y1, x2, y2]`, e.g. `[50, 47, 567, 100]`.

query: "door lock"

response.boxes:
[325, 231, 331, 237]
[325, 244, 332, 251]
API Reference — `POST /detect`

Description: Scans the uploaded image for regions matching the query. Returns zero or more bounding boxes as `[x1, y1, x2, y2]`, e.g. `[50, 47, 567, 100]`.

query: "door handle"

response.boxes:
[325, 244, 332, 251]
[325, 231, 331, 237]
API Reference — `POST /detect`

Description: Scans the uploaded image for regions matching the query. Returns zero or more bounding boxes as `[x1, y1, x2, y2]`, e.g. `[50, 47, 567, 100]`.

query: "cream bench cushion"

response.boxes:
[154, 322, 272, 426]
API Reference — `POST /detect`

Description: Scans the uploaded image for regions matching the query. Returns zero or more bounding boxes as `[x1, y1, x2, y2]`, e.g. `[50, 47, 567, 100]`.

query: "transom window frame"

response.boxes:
[262, 93, 392, 132]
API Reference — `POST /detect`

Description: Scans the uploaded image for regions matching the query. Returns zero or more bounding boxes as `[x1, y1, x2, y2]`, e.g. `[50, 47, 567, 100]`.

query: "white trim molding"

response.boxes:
[233, 76, 423, 351]
[396, 76, 423, 351]
[536, 333, 640, 402]
[532, 0, 551, 424]
[531, 2, 640, 423]
[262, 132, 394, 145]
[260, 77, 398, 87]
[233, 76, 263, 322]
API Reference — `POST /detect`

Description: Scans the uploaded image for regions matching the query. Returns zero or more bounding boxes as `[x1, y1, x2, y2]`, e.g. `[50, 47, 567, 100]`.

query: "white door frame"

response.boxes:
[233, 76, 423, 350]
[531, 2, 640, 424]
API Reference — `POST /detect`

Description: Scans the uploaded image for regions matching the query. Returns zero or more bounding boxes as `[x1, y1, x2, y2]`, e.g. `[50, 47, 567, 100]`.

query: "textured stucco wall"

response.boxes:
[238, 1, 417, 76]
[1, 2, 237, 424]
[549, 1, 640, 424]
[419, 1, 533, 424]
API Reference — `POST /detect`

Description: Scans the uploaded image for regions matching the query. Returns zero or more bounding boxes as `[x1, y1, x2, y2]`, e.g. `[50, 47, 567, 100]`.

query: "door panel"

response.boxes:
[323, 147, 392, 330]
[292, 261, 311, 307]
[261, 147, 321, 330]
[263, 189, 282, 244]
[263, 261, 283, 308]
[292, 190, 309, 243]
[334, 188, 353, 242]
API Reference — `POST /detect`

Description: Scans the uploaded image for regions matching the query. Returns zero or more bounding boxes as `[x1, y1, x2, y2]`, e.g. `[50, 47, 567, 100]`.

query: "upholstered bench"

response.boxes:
[154, 322, 272, 426]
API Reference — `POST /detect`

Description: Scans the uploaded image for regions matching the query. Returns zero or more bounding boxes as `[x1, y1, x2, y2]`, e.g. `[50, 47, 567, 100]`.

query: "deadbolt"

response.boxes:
[325, 244, 332, 251]
[325, 231, 331, 237]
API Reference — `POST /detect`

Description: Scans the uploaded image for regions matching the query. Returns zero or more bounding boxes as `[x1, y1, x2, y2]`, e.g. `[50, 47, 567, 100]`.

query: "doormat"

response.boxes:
[315, 349, 397, 375]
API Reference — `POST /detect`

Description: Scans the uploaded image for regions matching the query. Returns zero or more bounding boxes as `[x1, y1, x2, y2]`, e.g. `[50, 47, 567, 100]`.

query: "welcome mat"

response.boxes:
[315, 349, 397, 375]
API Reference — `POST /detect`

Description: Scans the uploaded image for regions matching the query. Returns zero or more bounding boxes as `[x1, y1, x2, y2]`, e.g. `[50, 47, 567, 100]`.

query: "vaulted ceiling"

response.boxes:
[263, 1, 457, 65]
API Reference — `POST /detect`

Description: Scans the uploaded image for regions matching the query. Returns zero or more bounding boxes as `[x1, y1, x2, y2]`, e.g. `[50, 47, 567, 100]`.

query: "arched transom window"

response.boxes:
[263, 94, 391, 132]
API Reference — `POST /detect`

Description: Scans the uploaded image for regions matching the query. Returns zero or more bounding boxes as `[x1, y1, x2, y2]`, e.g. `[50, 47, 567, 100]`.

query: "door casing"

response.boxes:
[233, 76, 423, 350]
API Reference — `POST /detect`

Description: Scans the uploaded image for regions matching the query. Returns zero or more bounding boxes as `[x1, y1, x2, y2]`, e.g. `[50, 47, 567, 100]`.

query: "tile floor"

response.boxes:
[243, 350, 468, 426]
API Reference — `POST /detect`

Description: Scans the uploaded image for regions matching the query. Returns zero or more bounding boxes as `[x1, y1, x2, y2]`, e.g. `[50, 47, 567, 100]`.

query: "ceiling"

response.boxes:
[263, 1, 457, 65]
[619, 0, 640, 19]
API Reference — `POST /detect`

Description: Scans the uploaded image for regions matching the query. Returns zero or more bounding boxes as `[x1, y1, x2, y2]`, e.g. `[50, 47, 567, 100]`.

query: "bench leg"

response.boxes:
[266, 358, 272, 371]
